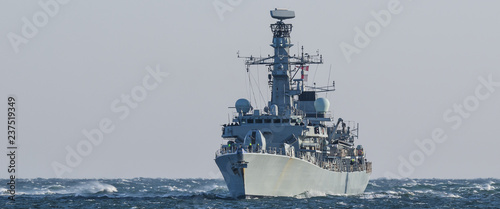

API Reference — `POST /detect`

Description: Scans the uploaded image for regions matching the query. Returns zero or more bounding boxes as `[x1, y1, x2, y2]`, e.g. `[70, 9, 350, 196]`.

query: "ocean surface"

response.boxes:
[1, 178, 498, 208]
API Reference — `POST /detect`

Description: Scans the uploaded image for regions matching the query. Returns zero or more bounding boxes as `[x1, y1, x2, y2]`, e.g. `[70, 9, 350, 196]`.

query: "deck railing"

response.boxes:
[216, 145, 371, 173]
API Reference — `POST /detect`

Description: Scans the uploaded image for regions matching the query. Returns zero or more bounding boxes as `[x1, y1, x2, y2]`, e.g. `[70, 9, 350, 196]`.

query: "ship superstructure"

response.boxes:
[215, 9, 372, 198]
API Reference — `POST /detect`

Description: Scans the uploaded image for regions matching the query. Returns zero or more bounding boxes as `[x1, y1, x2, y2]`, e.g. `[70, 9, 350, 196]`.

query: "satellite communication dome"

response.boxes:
[314, 98, 330, 113]
[235, 98, 251, 113]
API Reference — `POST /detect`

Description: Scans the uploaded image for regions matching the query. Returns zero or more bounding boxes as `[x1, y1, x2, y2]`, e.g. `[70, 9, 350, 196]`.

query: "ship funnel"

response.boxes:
[270, 8, 295, 20]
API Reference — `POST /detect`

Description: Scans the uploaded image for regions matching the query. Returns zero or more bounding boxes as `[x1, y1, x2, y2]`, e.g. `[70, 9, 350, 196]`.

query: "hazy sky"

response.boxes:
[1, 0, 499, 179]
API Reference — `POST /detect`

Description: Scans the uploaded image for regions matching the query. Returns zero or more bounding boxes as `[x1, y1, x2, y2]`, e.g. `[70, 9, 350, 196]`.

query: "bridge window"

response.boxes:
[273, 119, 281, 123]
[255, 119, 263, 123]
[282, 119, 289, 123]
[247, 119, 254, 123]
[264, 119, 272, 123]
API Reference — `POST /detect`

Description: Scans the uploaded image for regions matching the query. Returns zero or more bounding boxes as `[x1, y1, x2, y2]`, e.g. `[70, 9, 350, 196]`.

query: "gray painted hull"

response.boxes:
[215, 153, 370, 198]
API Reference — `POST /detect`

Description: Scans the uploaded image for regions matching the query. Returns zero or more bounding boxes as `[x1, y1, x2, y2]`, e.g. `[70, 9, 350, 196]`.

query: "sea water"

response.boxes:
[1, 178, 499, 208]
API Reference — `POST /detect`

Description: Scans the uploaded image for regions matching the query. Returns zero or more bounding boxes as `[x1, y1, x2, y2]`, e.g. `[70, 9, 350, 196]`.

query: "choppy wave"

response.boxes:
[475, 181, 496, 191]
[2, 180, 117, 196]
[1, 178, 499, 208]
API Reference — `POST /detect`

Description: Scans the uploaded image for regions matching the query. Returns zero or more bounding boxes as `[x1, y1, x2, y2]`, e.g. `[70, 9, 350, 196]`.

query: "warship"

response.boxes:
[215, 9, 372, 198]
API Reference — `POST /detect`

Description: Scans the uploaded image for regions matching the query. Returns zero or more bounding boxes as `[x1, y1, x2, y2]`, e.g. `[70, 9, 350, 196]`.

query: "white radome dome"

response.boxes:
[314, 98, 330, 113]
[235, 98, 251, 113]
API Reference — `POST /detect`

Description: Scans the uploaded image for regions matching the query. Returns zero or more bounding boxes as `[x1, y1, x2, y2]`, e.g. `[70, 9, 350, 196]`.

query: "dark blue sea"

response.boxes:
[1, 178, 499, 208]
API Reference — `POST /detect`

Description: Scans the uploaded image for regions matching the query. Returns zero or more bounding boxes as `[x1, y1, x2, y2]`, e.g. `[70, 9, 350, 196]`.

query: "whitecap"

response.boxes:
[444, 193, 461, 198]
[402, 179, 418, 187]
[294, 190, 327, 199]
[337, 201, 348, 206]
[188, 183, 224, 193]
[0, 188, 9, 195]
[74, 181, 118, 194]
[386, 190, 398, 195]
[481, 184, 495, 191]
[359, 191, 401, 199]
[164, 185, 187, 192]
[414, 189, 462, 198]
[475, 183, 496, 191]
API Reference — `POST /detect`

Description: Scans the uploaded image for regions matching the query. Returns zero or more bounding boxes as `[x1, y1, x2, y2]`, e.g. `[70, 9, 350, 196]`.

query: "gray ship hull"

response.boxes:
[215, 153, 370, 198]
